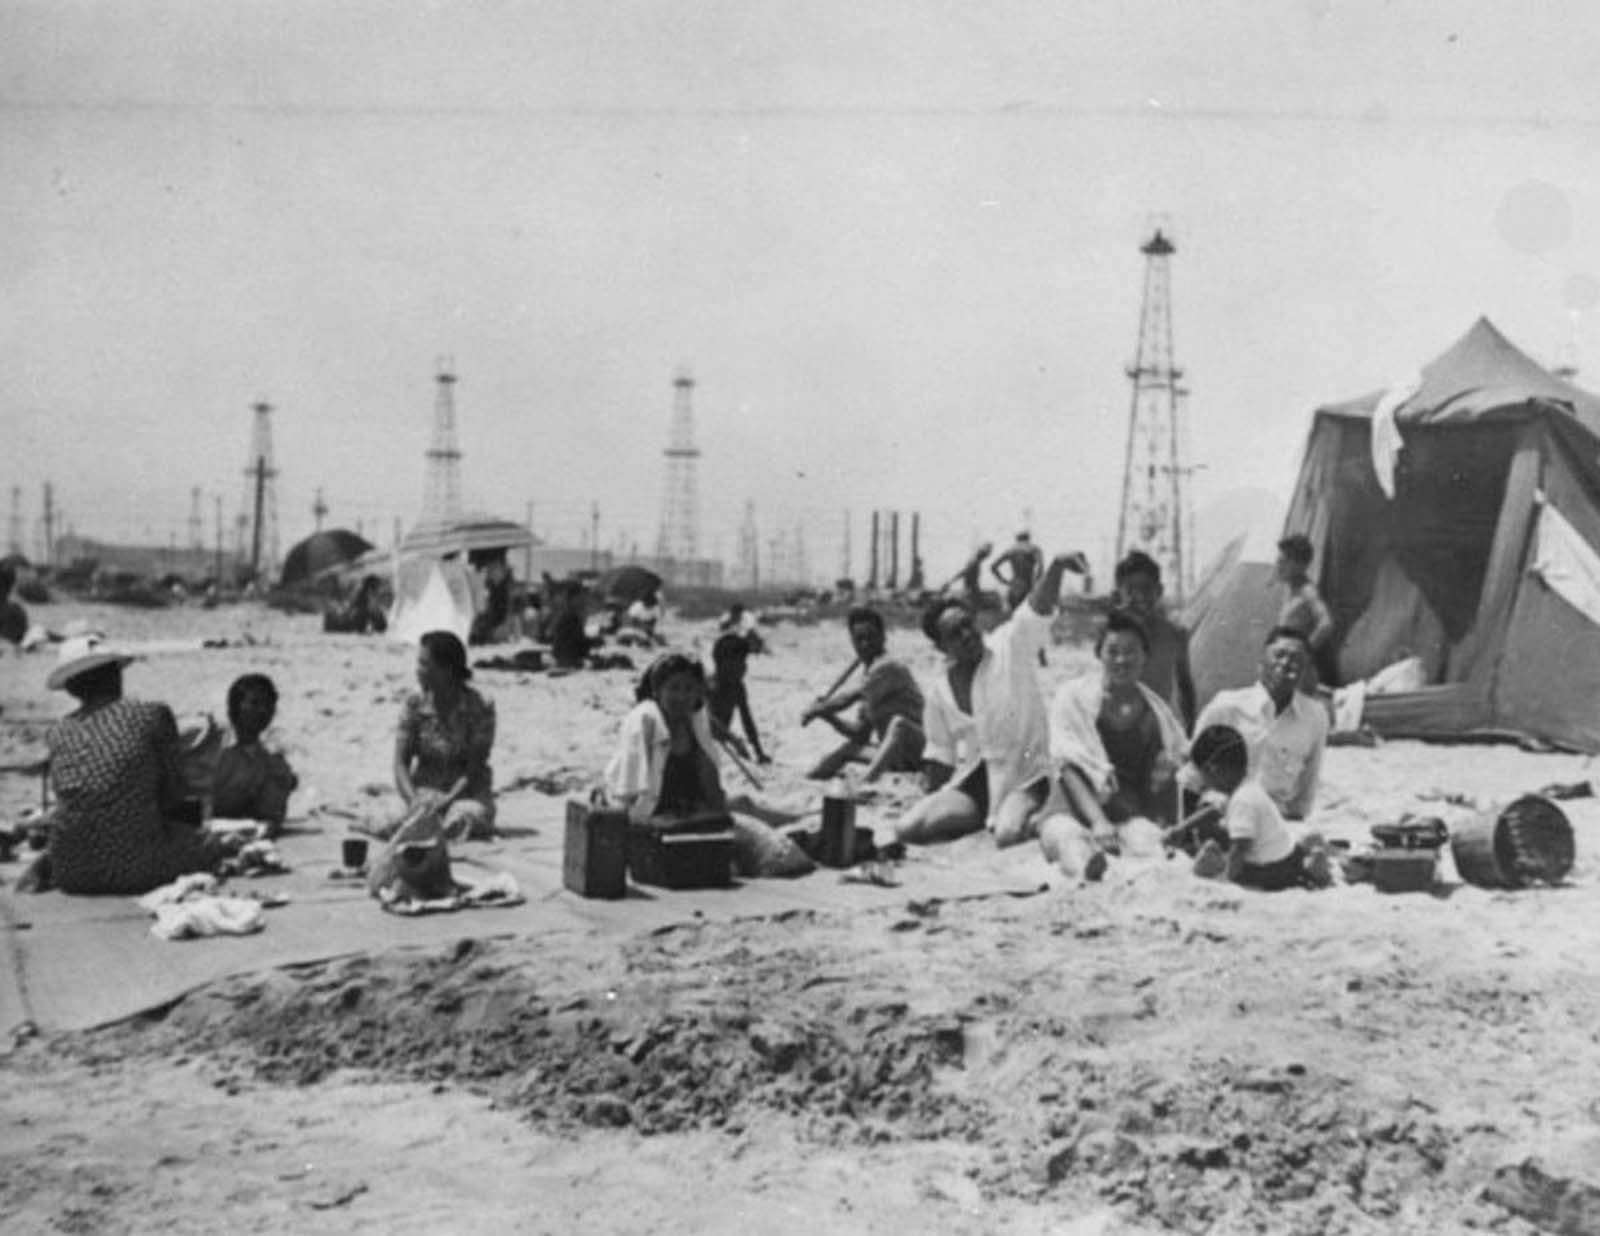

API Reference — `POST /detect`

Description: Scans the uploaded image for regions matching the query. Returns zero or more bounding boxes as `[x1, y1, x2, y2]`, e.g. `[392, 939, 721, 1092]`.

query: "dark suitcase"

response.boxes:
[564, 799, 630, 899]
[628, 813, 735, 890]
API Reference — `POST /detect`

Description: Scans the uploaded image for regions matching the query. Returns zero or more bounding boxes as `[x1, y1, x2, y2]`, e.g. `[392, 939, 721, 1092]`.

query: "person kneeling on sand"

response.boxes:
[210, 673, 299, 839]
[42, 636, 234, 895]
[894, 551, 1087, 846]
[384, 630, 497, 841]
[1015, 611, 1189, 881]
[605, 654, 812, 878]
[1177, 724, 1331, 891]
[802, 607, 925, 782]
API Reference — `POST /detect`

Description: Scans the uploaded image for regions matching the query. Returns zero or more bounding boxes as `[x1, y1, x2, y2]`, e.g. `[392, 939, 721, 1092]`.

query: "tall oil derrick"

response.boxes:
[655, 369, 700, 565]
[1114, 226, 1193, 600]
[238, 402, 280, 581]
[417, 358, 464, 533]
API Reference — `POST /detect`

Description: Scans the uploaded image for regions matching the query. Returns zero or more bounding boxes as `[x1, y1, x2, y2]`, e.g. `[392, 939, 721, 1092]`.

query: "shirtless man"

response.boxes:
[990, 530, 1045, 614]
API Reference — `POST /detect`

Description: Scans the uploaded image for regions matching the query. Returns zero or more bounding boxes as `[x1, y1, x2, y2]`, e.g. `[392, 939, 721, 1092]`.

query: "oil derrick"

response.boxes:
[1114, 225, 1194, 600]
[417, 358, 463, 533]
[237, 402, 280, 581]
[655, 369, 700, 564]
[735, 499, 759, 589]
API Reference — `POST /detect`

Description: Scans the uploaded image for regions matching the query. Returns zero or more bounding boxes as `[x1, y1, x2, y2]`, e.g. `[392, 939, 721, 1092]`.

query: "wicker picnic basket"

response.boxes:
[1451, 795, 1574, 890]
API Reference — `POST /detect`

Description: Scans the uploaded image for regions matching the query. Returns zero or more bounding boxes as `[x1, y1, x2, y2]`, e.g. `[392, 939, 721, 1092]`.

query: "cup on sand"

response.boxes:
[341, 836, 369, 871]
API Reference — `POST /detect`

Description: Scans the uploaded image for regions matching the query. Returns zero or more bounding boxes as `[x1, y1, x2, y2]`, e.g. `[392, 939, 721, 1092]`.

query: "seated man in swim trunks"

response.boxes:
[894, 550, 1087, 846]
[803, 606, 925, 782]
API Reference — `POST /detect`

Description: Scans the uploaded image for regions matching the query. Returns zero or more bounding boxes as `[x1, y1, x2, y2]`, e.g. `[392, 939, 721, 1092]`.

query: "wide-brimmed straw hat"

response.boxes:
[46, 634, 135, 691]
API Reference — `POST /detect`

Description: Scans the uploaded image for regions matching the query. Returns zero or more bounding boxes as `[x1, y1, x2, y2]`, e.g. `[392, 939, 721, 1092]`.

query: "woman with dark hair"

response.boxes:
[43, 636, 225, 894]
[1032, 611, 1187, 880]
[211, 673, 299, 837]
[605, 653, 812, 877]
[391, 630, 497, 839]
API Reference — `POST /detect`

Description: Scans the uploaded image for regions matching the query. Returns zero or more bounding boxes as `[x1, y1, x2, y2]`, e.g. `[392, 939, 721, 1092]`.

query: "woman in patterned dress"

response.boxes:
[46, 637, 224, 895]
[392, 630, 496, 839]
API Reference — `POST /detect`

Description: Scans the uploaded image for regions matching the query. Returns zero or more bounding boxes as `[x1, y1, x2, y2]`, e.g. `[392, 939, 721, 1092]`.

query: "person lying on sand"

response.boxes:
[42, 636, 234, 895]
[1181, 627, 1328, 821]
[1112, 550, 1196, 730]
[386, 630, 496, 841]
[802, 606, 925, 783]
[1007, 611, 1188, 882]
[1178, 724, 1331, 890]
[605, 654, 812, 878]
[706, 633, 772, 765]
[893, 551, 1087, 847]
[210, 673, 299, 839]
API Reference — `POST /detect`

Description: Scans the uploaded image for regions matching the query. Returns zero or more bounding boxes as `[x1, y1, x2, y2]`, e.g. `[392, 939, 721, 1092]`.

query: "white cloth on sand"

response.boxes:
[138, 874, 266, 941]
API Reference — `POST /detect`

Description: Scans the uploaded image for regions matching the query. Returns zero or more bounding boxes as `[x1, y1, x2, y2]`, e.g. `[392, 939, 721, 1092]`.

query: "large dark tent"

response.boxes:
[1198, 317, 1600, 750]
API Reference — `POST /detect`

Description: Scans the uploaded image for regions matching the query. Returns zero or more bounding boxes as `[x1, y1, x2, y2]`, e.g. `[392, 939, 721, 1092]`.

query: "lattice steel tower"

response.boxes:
[417, 357, 464, 533]
[1114, 227, 1193, 600]
[238, 401, 281, 579]
[655, 369, 701, 562]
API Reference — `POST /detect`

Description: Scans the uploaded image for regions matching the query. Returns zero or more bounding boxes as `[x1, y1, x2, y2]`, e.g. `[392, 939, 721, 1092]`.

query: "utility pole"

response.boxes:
[590, 502, 600, 572]
[213, 494, 223, 584]
[840, 509, 851, 584]
[524, 500, 534, 581]
[41, 482, 55, 566]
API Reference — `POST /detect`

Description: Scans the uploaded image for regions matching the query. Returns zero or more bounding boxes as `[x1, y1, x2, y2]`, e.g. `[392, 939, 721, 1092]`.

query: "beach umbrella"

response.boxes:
[399, 513, 535, 559]
[280, 529, 374, 587]
[0, 552, 30, 572]
[598, 564, 663, 604]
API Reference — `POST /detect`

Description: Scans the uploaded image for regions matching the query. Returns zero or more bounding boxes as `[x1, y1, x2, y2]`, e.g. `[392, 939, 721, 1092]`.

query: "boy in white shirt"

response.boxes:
[1180, 724, 1331, 891]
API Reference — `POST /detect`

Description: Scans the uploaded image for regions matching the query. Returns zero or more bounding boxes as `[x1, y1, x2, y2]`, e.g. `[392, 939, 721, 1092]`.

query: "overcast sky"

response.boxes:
[5, 0, 1599, 583]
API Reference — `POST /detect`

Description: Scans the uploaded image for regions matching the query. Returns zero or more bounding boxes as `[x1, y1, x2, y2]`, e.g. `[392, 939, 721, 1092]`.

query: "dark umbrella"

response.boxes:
[598, 564, 663, 605]
[0, 552, 30, 572]
[280, 529, 374, 587]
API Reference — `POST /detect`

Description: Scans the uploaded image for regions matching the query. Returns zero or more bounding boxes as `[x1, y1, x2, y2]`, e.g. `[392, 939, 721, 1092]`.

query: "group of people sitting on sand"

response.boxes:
[21, 527, 1336, 898]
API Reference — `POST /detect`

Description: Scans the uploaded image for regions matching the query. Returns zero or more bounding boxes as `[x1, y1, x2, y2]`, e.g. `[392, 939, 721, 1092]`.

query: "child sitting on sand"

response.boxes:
[211, 673, 299, 838]
[706, 633, 772, 765]
[1178, 724, 1330, 891]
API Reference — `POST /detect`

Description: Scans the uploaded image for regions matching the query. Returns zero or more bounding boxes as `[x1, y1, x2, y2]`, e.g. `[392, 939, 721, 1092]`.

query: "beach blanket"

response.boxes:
[1047, 674, 1187, 801]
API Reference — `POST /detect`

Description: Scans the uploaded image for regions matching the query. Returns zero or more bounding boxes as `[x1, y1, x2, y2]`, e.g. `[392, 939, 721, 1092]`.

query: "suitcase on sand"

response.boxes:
[627, 813, 735, 890]
[564, 799, 630, 899]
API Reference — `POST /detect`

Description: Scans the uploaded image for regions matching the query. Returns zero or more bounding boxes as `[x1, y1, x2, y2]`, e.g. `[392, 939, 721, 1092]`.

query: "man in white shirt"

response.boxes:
[895, 550, 1089, 845]
[1185, 627, 1329, 820]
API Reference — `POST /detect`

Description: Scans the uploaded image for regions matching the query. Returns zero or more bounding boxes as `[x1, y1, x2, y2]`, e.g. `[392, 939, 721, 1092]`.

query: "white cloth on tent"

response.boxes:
[1370, 373, 1422, 500]
[389, 558, 475, 646]
[1532, 494, 1600, 627]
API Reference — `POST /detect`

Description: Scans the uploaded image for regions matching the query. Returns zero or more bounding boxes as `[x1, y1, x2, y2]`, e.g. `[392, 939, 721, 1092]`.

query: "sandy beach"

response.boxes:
[1, 600, 1596, 1235]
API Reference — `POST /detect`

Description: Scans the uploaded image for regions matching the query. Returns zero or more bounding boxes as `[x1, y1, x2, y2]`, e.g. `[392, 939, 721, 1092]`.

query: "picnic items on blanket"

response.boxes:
[628, 812, 736, 890]
[1451, 795, 1574, 890]
[1359, 814, 1446, 894]
[377, 870, 525, 916]
[137, 873, 267, 941]
[564, 798, 630, 899]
